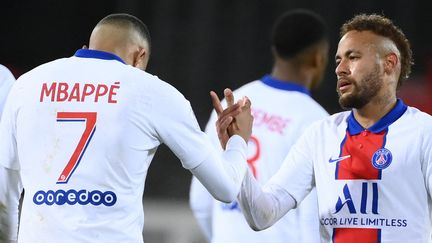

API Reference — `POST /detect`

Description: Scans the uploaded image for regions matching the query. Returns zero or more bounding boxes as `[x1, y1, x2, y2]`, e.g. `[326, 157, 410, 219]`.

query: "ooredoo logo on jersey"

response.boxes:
[33, 189, 117, 206]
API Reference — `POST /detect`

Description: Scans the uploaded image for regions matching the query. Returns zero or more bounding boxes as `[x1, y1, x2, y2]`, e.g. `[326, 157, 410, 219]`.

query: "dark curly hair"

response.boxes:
[340, 14, 413, 88]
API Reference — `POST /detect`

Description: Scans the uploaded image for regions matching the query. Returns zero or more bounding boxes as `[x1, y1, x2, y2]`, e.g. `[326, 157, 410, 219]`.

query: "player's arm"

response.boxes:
[189, 95, 252, 202]
[0, 81, 22, 243]
[0, 166, 22, 243]
[214, 91, 316, 230]
[152, 83, 252, 203]
[236, 133, 315, 230]
[237, 169, 296, 230]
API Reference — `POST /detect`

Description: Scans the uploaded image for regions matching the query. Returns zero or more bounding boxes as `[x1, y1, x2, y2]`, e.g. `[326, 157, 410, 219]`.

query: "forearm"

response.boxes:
[190, 135, 247, 203]
[0, 166, 22, 242]
[237, 170, 296, 231]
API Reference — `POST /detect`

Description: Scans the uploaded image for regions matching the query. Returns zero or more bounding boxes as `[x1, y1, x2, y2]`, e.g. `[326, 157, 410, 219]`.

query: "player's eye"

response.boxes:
[349, 55, 360, 60]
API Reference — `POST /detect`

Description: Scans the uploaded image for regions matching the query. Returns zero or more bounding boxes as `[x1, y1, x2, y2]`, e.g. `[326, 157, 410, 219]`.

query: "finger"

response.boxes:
[220, 102, 242, 118]
[241, 96, 251, 110]
[217, 116, 233, 132]
[210, 91, 223, 116]
[224, 88, 234, 107]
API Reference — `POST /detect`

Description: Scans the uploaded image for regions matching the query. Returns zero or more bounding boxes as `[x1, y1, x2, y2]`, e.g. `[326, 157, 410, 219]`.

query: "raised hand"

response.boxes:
[210, 88, 253, 149]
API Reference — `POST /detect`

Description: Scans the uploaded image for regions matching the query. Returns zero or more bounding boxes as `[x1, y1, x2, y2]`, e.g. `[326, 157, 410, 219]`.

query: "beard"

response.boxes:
[337, 65, 383, 110]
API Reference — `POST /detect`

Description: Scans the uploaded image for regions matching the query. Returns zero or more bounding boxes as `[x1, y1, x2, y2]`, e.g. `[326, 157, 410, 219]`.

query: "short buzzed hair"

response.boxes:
[98, 13, 151, 50]
[272, 9, 328, 59]
[340, 14, 413, 87]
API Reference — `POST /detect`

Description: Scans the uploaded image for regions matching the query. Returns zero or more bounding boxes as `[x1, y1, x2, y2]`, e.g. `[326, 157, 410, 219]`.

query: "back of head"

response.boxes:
[89, 13, 151, 70]
[95, 13, 151, 50]
[272, 9, 328, 60]
[340, 14, 413, 87]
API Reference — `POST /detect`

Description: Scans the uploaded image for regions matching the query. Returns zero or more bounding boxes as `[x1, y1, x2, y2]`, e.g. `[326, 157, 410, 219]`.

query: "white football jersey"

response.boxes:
[0, 49, 246, 243]
[0, 64, 15, 117]
[192, 75, 328, 243]
[271, 100, 432, 242]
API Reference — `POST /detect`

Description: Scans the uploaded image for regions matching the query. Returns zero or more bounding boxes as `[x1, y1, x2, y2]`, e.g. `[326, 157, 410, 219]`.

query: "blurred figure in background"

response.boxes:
[190, 9, 329, 243]
[0, 64, 15, 117]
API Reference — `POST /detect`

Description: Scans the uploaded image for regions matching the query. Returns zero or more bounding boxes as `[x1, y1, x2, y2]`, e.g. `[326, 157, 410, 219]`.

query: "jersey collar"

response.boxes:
[260, 75, 310, 96]
[74, 49, 126, 64]
[347, 99, 408, 135]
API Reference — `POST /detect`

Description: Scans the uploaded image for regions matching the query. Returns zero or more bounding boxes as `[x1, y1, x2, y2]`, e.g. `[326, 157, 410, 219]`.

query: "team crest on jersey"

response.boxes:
[371, 148, 392, 169]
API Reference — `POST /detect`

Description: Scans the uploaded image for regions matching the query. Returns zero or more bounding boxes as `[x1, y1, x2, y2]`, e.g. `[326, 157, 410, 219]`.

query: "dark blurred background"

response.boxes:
[1, 0, 431, 200]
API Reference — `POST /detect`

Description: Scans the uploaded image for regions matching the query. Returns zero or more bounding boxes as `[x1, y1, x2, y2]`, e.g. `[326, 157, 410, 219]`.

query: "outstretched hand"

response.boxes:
[210, 88, 253, 149]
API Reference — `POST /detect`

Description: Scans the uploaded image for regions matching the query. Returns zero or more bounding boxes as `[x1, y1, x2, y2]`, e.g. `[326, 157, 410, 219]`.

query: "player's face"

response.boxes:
[335, 30, 385, 110]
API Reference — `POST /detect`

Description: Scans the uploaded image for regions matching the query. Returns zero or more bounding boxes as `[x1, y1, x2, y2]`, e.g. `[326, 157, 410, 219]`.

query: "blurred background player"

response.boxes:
[0, 64, 15, 118]
[215, 13, 432, 243]
[189, 9, 329, 243]
[0, 13, 253, 242]
[0, 64, 16, 243]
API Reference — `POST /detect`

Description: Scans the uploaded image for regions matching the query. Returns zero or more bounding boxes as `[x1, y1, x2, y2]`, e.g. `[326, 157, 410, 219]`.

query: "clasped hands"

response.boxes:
[210, 88, 253, 149]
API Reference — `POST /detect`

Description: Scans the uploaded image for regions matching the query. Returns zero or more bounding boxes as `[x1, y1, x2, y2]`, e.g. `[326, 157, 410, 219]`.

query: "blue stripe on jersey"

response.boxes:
[360, 182, 368, 214]
[372, 182, 379, 214]
[346, 99, 407, 135]
[260, 75, 310, 95]
[74, 49, 126, 64]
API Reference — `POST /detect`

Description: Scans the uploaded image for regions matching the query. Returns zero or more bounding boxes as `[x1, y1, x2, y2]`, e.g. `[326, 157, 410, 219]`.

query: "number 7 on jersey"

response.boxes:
[56, 112, 97, 184]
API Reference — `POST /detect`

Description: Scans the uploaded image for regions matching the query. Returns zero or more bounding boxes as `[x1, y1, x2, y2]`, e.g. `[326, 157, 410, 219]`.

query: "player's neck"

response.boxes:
[271, 64, 311, 89]
[352, 95, 397, 129]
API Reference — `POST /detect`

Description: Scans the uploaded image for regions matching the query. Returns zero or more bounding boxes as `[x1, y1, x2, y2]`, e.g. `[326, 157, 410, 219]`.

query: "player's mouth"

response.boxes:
[337, 79, 353, 93]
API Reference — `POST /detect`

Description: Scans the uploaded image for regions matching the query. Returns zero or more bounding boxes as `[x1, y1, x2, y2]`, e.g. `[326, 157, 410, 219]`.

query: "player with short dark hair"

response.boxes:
[190, 9, 329, 243]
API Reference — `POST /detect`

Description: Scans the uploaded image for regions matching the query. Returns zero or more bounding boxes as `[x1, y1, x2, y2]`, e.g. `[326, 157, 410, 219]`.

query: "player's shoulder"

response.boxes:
[0, 64, 15, 87]
[128, 67, 184, 97]
[308, 110, 349, 131]
[404, 106, 432, 129]
[0, 64, 14, 79]
[17, 58, 68, 82]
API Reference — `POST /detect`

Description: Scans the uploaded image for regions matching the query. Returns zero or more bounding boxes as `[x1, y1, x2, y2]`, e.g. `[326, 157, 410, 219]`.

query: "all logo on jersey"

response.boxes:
[371, 148, 392, 170]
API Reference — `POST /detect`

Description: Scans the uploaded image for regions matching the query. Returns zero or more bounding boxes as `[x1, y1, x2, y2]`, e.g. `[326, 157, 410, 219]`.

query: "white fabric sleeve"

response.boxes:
[0, 166, 22, 242]
[149, 82, 248, 202]
[237, 169, 296, 231]
[0, 75, 21, 242]
[189, 177, 213, 242]
[267, 125, 315, 203]
[0, 64, 15, 119]
[237, 124, 317, 231]
[190, 135, 247, 203]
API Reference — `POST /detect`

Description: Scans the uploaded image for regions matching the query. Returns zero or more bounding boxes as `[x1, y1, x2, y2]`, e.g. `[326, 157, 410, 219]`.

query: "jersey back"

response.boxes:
[0, 51, 208, 242]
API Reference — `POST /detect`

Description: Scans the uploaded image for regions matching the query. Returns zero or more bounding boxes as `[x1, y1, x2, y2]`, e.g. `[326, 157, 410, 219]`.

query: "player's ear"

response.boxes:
[133, 47, 149, 70]
[384, 52, 398, 75]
